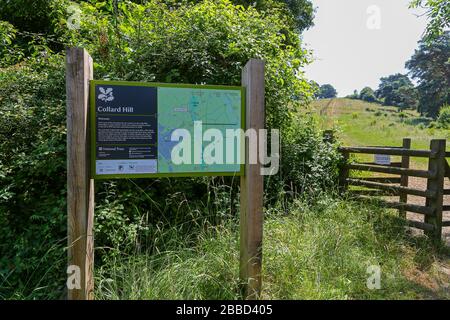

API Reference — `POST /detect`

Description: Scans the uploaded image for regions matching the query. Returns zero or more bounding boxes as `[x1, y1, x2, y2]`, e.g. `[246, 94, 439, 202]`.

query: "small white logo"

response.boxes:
[366, 5, 381, 30]
[67, 265, 81, 290]
[98, 87, 114, 102]
[366, 265, 381, 289]
[67, 4, 81, 30]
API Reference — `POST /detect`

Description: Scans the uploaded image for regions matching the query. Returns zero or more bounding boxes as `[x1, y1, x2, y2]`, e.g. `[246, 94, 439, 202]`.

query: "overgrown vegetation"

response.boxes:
[437, 105, 450, 129]
[95, 196, 449, 300]
[0, 0, 343, 299]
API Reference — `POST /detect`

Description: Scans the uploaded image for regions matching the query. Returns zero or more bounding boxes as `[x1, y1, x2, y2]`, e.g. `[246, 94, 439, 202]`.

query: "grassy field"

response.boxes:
[312, 98, 450, 168]
[95, 196, 450, 300]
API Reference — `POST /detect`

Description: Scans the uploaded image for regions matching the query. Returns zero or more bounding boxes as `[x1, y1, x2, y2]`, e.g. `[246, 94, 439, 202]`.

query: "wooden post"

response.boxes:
[424, 139, 445, 242]
[399, 138, 411, 218]
[240, 59, 264, 299]
[66, 47, 95, 300]
[339, 150, 350, 194]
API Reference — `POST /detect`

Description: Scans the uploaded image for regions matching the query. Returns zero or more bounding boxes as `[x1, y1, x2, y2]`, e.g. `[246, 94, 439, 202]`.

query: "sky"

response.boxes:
[302, 0, 429, 97]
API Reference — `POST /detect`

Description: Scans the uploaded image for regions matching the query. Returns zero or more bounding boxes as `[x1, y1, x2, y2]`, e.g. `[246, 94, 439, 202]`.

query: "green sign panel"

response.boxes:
[90, 80, 245, 179]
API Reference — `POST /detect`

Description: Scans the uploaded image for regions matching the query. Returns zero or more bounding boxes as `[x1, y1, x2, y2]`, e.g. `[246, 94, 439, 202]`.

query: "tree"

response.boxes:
[375, 74, 417, 109]
[405, 31, 450, 117]
[409, 0, 449, 42]
[346, 89, 359, 99]
[281, 0, 315, 31]
[359, 87, 377, 103]
[317, 84, 337, 99]
[0, 0, 315, 64]
[232, 0, 315, 31]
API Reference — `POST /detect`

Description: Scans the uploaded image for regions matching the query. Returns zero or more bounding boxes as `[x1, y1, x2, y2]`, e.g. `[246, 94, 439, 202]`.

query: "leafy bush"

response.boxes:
[428, 121, 437, 128]
[277, 115, 341, 198]
[69, 0, 314, 132]
[0, 21, 24, 67]
[437, 104, 450, 128]
[0, 54, 67, 299]
[398, 111, 408, 120]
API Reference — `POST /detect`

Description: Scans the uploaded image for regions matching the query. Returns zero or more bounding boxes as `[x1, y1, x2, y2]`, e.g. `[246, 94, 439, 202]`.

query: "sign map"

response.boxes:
[90, 81, 244, 179]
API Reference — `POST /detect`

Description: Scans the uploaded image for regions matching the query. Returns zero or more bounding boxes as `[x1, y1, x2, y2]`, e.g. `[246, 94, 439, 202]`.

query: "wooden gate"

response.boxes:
[338, 138, 450, 242]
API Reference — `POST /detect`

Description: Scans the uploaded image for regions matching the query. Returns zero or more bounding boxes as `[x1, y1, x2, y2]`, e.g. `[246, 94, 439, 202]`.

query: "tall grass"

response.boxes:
[94, 194, 448, 300]
[0, 237, 66, 300]
[3, 178, 447, 300]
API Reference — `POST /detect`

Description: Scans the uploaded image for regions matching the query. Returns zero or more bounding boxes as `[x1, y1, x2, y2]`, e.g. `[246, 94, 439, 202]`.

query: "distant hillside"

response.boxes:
[311, 98, 449, 167]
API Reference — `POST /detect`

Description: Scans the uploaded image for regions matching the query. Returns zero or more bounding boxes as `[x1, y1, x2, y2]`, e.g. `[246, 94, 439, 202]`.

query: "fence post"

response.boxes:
[424, 139, 445, 242]
[66, 47, 95, 300]
[399, 138, 411, 218]
[339, 150, 349, 194]
[240, 59, 265, 300]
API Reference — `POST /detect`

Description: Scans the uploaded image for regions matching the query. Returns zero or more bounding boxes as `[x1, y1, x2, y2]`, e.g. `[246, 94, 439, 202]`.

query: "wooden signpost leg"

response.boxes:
[240, 59, 265, 299]
[66, 47, 95, 300]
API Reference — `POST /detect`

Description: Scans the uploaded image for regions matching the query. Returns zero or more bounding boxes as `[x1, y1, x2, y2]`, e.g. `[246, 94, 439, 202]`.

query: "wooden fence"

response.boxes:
[338, 138, 450, 242]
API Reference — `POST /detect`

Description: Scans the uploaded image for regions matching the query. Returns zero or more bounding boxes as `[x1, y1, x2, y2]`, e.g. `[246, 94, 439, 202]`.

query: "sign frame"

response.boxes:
[90, 80, 246, 180]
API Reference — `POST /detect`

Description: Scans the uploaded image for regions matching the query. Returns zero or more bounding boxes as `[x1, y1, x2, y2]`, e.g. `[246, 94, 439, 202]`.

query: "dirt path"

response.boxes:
[319, 98, 337, 127]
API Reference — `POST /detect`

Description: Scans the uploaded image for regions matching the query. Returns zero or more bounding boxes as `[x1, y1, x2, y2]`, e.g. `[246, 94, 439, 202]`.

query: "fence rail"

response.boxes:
[346, 178, 436, 198]
[337, 138, 449, 243]
[345, 163, 434, 178]
[339, 146, 434, 158]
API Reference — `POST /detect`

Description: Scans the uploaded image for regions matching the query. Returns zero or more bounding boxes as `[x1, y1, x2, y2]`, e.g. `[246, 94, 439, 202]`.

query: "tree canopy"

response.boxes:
[409, 0, 450, 42]
[375, 73, 418, 109]
[359, 87, 377, 103]
[317, 84, 337, 99]
[405, 31, 450, 117]
[0, 0, 315, 59]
